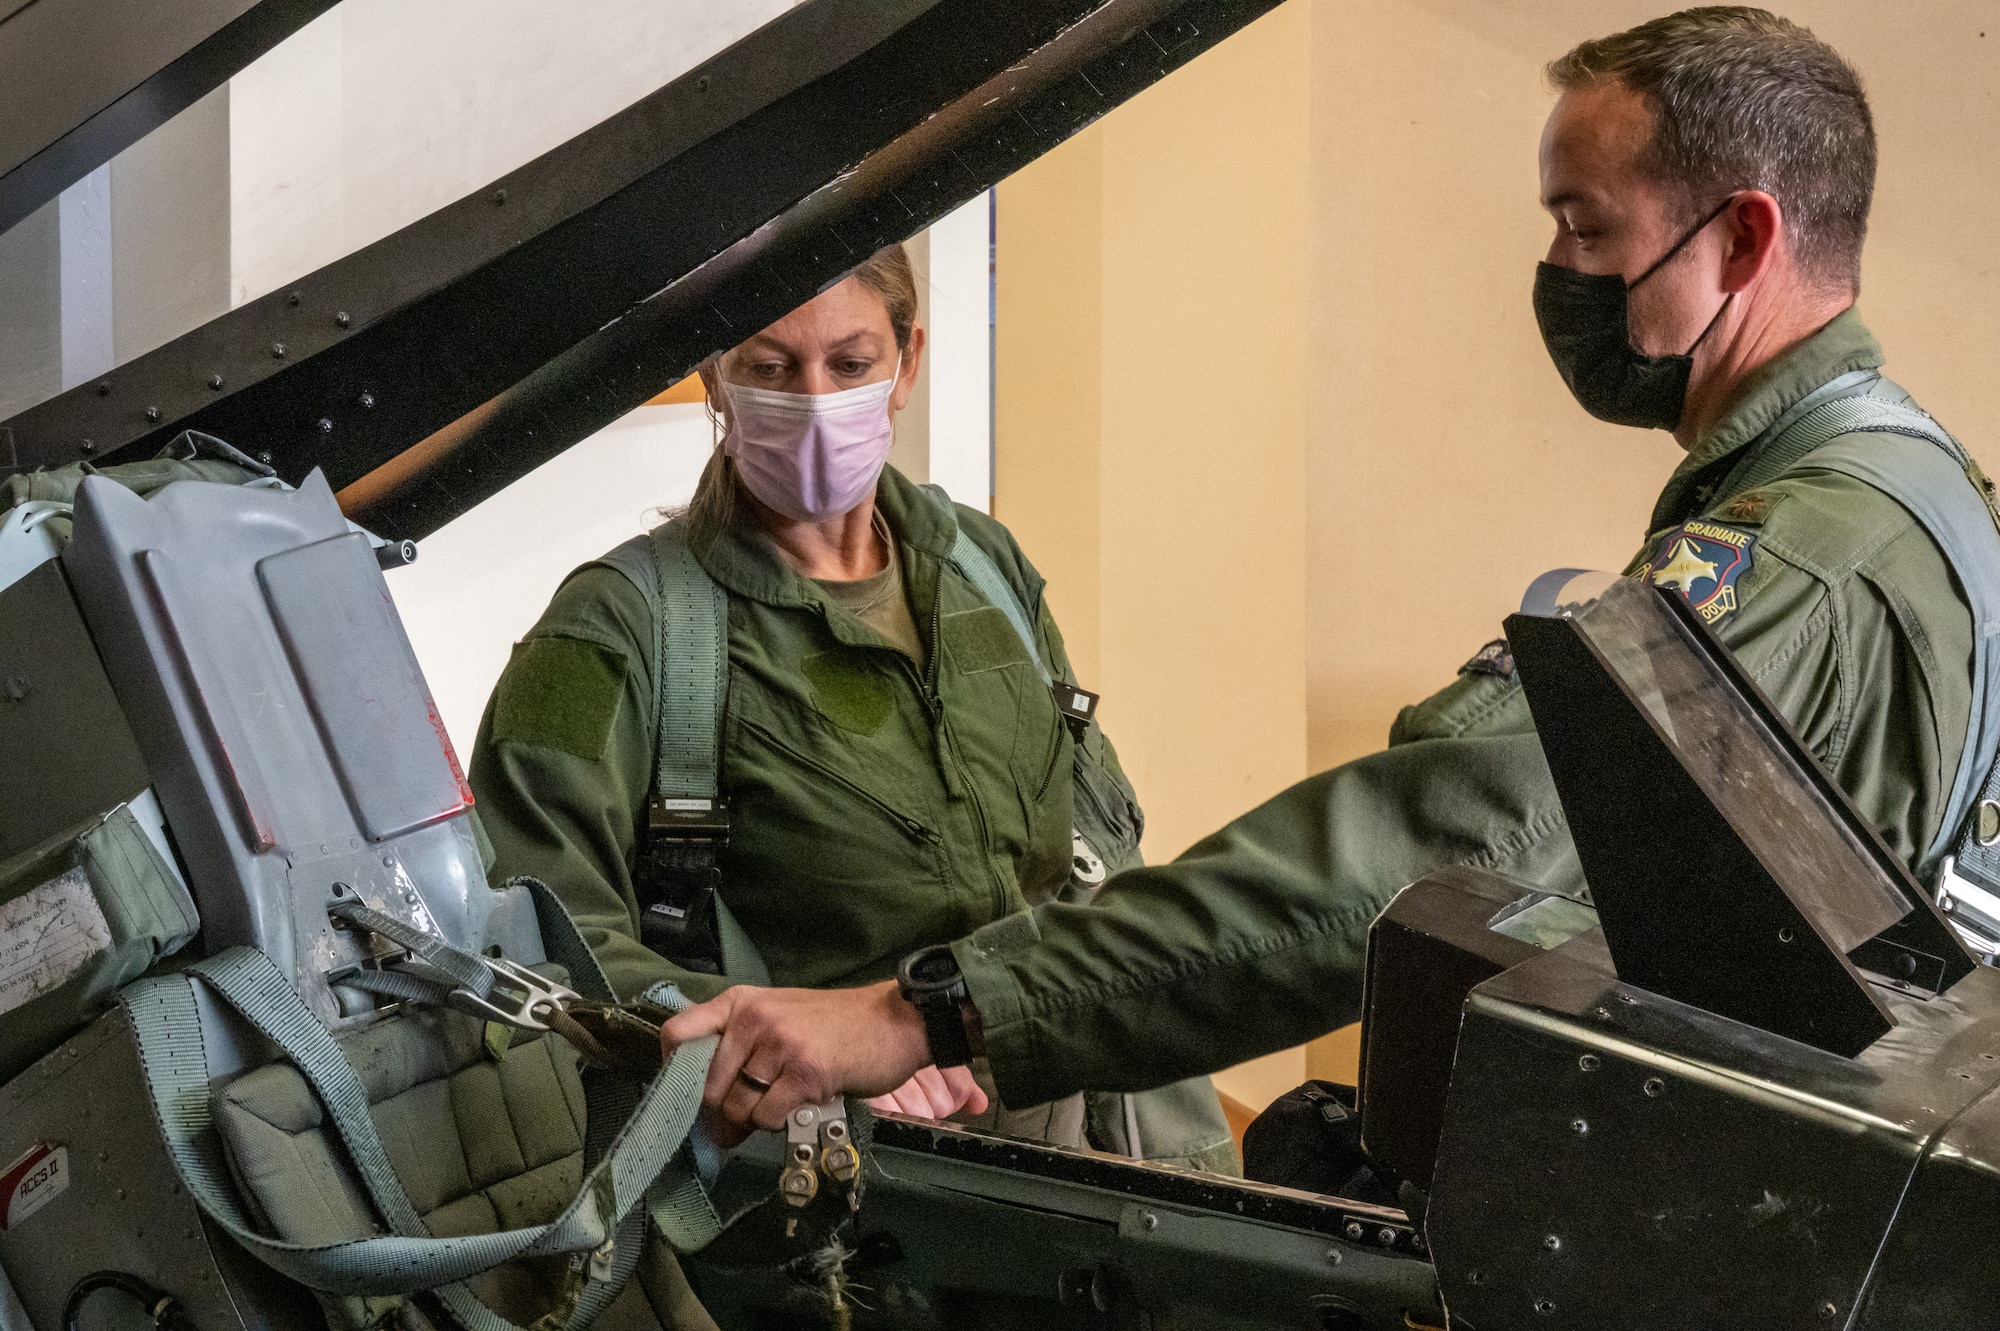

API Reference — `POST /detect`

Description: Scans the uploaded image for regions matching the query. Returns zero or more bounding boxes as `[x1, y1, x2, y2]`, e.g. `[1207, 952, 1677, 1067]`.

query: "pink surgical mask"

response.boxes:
[721, 362, 900, 523]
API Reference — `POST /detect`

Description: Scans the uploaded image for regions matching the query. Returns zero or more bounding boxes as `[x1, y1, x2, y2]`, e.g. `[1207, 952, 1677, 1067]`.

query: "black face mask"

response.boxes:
[1533, 195, 1737, 430]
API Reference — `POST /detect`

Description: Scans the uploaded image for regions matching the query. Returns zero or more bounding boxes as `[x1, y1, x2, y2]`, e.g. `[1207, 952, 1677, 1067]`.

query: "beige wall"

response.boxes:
[997, 2, 1313, 1110]
[996, 0, 2000, 1111]
[1308, 0, 2000, 771]
[999, 0, 1312, 870]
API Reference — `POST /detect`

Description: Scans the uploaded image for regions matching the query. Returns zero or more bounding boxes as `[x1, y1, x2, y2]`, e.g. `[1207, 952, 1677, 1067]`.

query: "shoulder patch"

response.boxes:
[1637, 519, 1757, 625]
[492, 635, 629, 761]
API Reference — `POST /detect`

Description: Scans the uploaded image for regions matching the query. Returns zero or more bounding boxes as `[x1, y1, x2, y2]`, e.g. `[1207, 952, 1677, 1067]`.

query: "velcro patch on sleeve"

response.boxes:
[1637, 519, 1757, 625]
[942, 606, 1033, 674]
[491, 636, 629, 761]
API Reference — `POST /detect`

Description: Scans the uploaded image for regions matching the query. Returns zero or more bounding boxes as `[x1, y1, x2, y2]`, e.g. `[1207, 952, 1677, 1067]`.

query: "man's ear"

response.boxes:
[889, 326, 927, 415]
[1721, 190, 1786, 293]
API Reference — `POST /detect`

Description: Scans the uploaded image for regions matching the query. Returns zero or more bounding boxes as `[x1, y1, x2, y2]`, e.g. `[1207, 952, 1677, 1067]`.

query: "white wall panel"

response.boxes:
[388, 403, 714, 755]
[229, 0, 793, 306]
[925, 191, 993, 512]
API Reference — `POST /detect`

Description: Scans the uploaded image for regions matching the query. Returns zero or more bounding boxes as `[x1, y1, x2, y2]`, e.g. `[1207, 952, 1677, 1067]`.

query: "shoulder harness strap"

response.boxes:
[921, 484, 1102, 732]
[1753, 393, 2000, 910]
[599, 522, 767, 983]
[921, 487, 1051, 685]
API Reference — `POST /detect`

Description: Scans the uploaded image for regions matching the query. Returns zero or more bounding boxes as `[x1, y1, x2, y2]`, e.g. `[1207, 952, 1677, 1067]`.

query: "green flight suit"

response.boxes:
[468, 465, 1234, 1167]
[953, 308, 1978, 1109]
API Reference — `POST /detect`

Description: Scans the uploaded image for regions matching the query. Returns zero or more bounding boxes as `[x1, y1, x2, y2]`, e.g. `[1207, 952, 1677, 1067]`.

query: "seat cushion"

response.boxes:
[213, 1007, 589, 1323]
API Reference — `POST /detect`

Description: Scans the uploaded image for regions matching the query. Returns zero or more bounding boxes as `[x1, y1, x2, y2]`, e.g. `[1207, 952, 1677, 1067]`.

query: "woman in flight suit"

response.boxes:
[467, 243, 1233, 1168]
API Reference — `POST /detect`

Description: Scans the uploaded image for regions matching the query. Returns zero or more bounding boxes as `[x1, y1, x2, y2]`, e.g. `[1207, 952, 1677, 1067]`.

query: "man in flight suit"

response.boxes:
[663, 7, 1990, 1134]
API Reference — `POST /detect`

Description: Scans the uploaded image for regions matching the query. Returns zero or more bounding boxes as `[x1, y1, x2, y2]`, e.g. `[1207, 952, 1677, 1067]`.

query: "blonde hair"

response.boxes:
[684, 244, 921, 539]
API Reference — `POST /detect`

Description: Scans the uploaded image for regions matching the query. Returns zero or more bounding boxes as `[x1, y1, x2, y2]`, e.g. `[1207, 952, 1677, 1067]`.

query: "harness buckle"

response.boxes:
[446, 955, 583, 1032]
[647, 796, 730, 844]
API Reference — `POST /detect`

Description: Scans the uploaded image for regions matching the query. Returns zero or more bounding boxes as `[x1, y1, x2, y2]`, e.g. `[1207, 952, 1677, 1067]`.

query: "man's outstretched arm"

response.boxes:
[664, 709, 1575, 1134]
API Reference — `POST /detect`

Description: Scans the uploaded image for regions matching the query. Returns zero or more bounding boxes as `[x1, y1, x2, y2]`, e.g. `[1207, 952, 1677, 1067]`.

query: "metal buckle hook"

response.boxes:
[446, 955, 583, 1032]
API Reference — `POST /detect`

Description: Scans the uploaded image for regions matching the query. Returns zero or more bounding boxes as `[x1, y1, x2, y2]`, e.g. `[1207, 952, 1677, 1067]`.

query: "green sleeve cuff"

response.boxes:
[953, 910, 1045, 1100]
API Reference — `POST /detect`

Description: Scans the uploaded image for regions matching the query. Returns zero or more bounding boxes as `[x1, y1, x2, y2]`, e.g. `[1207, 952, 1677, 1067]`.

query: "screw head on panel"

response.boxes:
[208, 374, 224, 390]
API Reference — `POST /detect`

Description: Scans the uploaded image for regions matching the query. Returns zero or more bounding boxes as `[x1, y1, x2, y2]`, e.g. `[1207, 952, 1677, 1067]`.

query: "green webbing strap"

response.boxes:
[520, 876, 616, 1002]
[331, 965, 455, 1007]
[603, 524, 778, 986]
[1792, 409, 2000, 876]
[920, 485, 1051, 685]
[627, 983, 724, 1250]
[119, 948, 717, 1305]
[645, 1161, 725, 1252]
[646, 521, 729, 803]
[327, 896, 495, 999]
[1728, 387, 1999, 527]
[1714, 368, 1882, 499]
[1729, 391, 2000, 876]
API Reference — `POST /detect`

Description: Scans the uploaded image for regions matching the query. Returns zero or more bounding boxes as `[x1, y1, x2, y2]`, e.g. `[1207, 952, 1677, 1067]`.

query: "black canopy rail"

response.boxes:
[1, 0, 1283, 541]
[0, 0, 340, 237]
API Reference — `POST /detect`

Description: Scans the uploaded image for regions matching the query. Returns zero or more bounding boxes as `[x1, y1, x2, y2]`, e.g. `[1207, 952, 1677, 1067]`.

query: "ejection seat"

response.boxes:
[0, 454, 718, 1331]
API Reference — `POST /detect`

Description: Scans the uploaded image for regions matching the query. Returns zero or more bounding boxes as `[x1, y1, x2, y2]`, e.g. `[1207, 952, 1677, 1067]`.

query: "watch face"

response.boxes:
[908, 948, 958, 988]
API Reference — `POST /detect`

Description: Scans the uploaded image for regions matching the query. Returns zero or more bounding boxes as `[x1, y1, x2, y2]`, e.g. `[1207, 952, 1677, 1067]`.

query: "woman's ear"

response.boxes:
[698, 358, 726, 421]
[889, 326, 926, 415]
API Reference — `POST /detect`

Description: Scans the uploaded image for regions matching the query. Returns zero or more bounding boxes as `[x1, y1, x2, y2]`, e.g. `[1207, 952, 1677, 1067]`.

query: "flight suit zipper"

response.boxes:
[737, 716, 943, 848]
[1022, 581, 1066, 806]
[1032, 708, 1066, 806]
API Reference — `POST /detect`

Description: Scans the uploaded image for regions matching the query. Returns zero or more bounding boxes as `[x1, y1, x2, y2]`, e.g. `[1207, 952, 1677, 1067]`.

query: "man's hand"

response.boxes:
[866, 1064, 989, 1121]
[661, 980, 936, 1142]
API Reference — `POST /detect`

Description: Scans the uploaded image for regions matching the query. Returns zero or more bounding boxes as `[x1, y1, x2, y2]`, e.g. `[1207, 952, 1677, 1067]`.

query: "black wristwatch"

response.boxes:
[897, 944, 977, 1067]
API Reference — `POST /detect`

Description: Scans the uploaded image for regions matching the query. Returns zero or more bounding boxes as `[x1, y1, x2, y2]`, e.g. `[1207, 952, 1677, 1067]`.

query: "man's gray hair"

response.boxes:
[1549, 7, 1875, 293]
